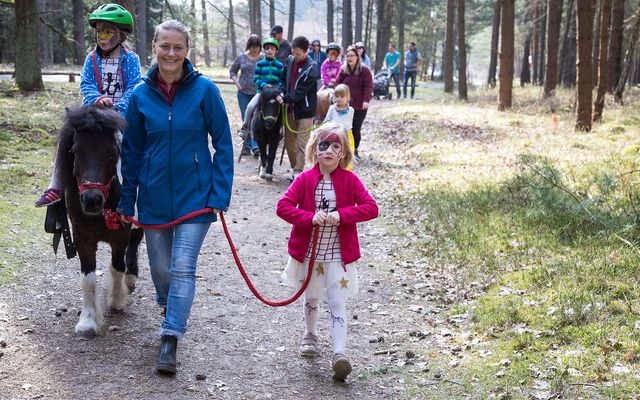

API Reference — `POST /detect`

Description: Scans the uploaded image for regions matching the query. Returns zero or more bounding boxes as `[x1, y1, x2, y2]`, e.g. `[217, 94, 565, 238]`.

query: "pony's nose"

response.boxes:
[80, 190, 104, 213]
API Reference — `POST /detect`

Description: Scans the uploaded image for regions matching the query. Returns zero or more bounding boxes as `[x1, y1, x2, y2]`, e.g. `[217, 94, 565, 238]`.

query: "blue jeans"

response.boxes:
[237, 91, 254, 120]
[403, 70, 418, 98]
[390, 72, 401, 98]
[145, 222, 211, 339]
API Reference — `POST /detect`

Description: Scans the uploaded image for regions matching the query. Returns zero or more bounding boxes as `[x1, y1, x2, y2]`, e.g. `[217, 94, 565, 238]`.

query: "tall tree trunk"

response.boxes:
[270, 0, 275, 28]
[38, 0, 51, 66]
[398, 0, 405, 75]
[72, 0, 84, 65]
[327, 0, 335, 43]
[443, 0, 455, 93]
[229, 0, 237, 60]
[591, 0, 601, 87]
[488, 0, 501, 87]
[457, 0, 467, 100]
[223, 16, 229, 67]
[431, 27, 439, 80]
[532, 3, 539, 85]
[201, 0, 211, 67]
[52, 0, 66, 63]
[559, 0, 576, 86]
[537, 1, 547, 85]
[614, 5, 640, 104]
[288, 0, 295, 42]
[136, 0, 147, 66]
[249, 0, 262, 36]
[544, 0, 564, 97]
[343, 0, 353, 46]
[593, 0, 611, 122]
[498, 0, 514, 110]
[355, 0, 363, 42]
[15, 0, 44, 92]
[364, 0, 373, 50]
[575, 0, 595, 131]
[606, 0, 624, 92]
[521, 33, 532, 85]
[374, 0, 392, 71]
[190, 0, 197, 66]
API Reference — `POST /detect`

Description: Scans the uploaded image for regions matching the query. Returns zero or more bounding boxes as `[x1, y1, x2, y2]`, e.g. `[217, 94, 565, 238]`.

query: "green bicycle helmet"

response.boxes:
[262, 38, 280, 50]
[89, 4, 134, 33]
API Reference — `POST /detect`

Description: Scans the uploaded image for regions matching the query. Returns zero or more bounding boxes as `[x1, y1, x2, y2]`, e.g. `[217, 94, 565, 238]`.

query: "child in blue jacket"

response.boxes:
[35, 3, 141, 207]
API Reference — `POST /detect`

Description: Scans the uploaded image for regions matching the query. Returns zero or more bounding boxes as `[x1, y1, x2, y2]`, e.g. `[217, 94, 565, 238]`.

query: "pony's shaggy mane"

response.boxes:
[56, 106, 125, 191]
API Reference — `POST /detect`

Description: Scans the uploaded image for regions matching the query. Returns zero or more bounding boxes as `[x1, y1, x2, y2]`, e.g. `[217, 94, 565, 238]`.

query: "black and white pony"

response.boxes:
[56, 106, 143, 337]
[251, 85, 283, 181]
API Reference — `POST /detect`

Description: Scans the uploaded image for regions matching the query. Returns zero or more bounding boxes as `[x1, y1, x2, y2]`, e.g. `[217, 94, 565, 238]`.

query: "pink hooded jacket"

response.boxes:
[321, 59, 343, 88]
[276, 164, 378, 265]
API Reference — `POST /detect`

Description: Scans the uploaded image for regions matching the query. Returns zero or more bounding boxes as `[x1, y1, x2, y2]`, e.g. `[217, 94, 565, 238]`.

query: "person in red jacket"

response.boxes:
[276, 122, 378, 381]
[336, 47, 373, 161]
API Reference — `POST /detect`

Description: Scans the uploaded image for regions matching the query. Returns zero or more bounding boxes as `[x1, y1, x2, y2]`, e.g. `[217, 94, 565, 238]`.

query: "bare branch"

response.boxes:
[39, 16, 79, 54]
[206, 0, 245, 29]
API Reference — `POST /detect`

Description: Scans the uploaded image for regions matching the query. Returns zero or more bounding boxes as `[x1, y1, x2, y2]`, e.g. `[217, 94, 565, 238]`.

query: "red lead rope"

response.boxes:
[126, 210, 319, 307]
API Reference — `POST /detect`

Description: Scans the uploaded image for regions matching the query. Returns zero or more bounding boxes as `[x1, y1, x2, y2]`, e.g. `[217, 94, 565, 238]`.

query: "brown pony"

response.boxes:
[56, 106, 143, 337]
[315, 89, 333, 123]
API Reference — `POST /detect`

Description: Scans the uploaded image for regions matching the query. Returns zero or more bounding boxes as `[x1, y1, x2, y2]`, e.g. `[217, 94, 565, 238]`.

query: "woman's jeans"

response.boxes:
[145, 222, 211, 339]
[237, 91, 254, 119]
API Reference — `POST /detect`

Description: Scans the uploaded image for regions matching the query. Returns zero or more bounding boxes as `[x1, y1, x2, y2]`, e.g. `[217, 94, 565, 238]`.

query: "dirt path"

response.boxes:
[0, 102, 453, 399]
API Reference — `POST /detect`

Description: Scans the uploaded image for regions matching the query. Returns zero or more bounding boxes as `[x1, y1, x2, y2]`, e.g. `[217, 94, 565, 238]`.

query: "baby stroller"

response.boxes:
[373, 69, 392, 100]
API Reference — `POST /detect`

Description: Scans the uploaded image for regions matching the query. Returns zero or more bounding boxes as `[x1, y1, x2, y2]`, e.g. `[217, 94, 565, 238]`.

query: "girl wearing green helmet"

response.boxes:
[35, 4, 142, 207]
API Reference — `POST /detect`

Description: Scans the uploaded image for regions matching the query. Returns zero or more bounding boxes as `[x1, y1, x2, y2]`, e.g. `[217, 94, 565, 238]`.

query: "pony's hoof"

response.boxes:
[125, 274, 137, 293]
[108, 307, 125, 316]
[75, 325, 97, 338]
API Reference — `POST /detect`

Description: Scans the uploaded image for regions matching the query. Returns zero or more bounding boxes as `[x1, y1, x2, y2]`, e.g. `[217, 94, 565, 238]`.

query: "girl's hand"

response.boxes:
[312, 210, 327, 225]
[326, 211, 340, 225]
[96, 97, 112, 108]
[362, 102, 369, 110]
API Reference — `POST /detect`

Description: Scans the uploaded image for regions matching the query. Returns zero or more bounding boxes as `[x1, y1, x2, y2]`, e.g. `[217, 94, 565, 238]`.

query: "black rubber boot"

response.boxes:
[156, 335, 178, 374]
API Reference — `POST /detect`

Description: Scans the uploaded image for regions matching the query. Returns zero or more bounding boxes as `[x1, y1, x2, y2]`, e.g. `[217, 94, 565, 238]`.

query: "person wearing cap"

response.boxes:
[354, 41, 371, 70]
[270, 25, 292, 65]
[308, 39, 327, 90]
[275, 36, 318, 182]
[237, 38, 285, 141]
[35, 3, 142, 208]
[403, 41, 423, 99]
[320, 43, 342, 90]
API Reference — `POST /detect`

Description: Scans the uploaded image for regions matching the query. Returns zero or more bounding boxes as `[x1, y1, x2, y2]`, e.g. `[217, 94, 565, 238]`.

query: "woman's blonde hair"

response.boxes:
[305, 122, 353, 169]
[153, 20, 191, 47]
[334, 83, 350, 99]
[340, 47, 362, 75]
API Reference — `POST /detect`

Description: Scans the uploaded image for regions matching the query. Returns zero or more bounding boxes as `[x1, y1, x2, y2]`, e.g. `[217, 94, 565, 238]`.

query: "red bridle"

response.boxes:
[77, 175, 116, 199]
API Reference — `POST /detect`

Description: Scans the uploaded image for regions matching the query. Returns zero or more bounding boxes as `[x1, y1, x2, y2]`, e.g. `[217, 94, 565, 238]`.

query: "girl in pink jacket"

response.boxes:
[320, 43, 343, 89]
[276, 122, 378, 381]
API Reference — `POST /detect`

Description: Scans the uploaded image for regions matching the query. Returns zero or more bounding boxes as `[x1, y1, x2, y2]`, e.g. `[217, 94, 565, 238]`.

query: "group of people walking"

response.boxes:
[35, 4, 380, 382]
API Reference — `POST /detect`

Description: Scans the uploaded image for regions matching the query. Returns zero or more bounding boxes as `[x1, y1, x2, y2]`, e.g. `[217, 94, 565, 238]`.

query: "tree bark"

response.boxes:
[364, 0, 373, 50]
[343, 0, 353, 46]
[72, 0, 84, 65]
[189, 0, 197, 66]
[52, 0, 65, 64]
[37, 0, 51, 66]
[355, 0, 363, 42]
[249, 0, 262, 36]
[201, 0, 211, 67]
[457, 0, 467, 100]
[398, 0, 405, 75]
[327, 0, 335, 43]
[443, 0, 455, 93]
[374, 0, 392, 71]
[559, 0, 576, 86]
[269, 0, 275, 28]
[521, 33, 532, 86]
[488, 0, 501, 87]
[593, 0, 611, 122]
[614, 5, 640, 104]
[544, 0, 564, 97]
[606, 0, 624, 92]
[288, 0, 295, 42]
[498, 0, 514, 110]
[591, 0, 601, 88]
[575, 0, 595, 131]
[136, 0, 147, 66]
[229, 0, 237, 60]
[537, 1, 547, 85]
[15, 0, 44, 92]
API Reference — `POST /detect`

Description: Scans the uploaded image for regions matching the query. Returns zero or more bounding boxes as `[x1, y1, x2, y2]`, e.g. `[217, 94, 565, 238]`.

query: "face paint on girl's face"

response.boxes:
[96, 23, 121, 53]
[317, 133, 343, 156]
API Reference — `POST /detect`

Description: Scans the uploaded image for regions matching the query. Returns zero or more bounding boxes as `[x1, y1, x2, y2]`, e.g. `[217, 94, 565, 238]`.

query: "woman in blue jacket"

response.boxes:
[117, 20, 234, 375]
